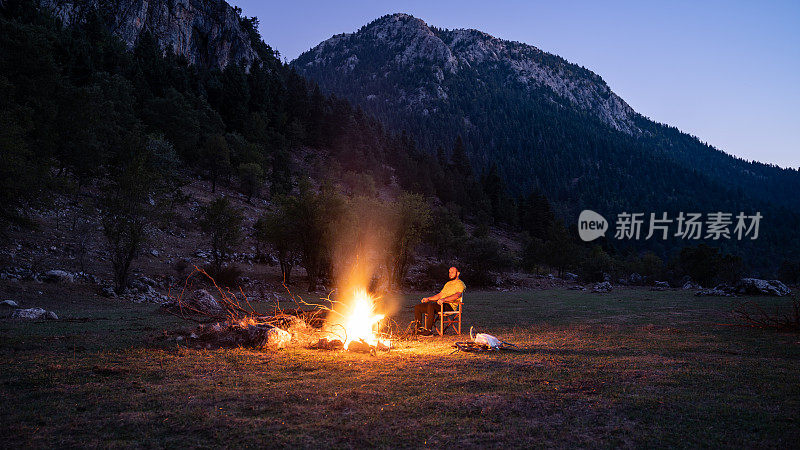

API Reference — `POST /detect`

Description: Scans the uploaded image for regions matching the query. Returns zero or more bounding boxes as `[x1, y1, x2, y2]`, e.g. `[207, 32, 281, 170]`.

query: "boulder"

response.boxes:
[682, 280, 702, 290]
[592, 281, 613, 293]
[75, 272, 100, 284]
[41, 270, 74, 283]
[735, 278, 791, 296]
[652, 281, 670, 290]
[162, 289, 224, 316]
[128, 292, 170, 304]
[128, 278, 154, 294]
[10, 307, 58, 320]
[266, 327, 292, 349]
[628, 273, 643, 285]
[563, 272, 578, 282]
[1, 300, 19, 308]
[100, 286, 117, 298]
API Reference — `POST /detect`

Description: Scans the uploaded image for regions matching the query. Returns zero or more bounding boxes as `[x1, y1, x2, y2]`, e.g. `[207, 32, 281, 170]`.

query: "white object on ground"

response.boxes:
[470, 326, 502, 349]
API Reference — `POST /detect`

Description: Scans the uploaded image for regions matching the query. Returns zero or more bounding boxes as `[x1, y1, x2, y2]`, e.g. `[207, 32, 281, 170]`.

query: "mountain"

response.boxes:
[298, 13, 638, 135]
[293, 13, 800, 217]
[38, 0, 258, 69]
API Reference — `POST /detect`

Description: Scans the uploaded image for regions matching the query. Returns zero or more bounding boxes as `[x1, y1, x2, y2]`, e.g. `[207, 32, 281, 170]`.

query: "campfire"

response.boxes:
[165, 266, 395, 353]
[338, 288, 391, 351]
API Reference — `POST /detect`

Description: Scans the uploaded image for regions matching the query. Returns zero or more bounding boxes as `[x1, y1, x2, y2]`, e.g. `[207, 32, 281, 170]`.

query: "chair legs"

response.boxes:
[423, 309, 462, 336]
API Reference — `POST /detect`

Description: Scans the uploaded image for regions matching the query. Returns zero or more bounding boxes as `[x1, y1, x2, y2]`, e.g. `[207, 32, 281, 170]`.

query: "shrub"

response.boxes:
[205, 264, 242, 288]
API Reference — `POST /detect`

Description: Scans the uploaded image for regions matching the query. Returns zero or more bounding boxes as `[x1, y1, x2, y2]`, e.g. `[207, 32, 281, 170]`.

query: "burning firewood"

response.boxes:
[307, 338, 344, 350]
[183, 317, 291, 350]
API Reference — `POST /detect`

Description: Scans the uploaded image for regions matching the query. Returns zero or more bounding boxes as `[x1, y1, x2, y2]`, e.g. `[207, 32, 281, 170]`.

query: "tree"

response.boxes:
[387, 193, 431, 286]
[522, 236, 546, 274]
[238, 162, 264, 202]
[254, 209, 299, 282]
[543, 222, 581, 276]
[0, 76, 52, 228]
[281, 181, 345, 292]
[459, 236, 511, 287]
[519, 190, 555, 238]
[425, 205, 466, 258]
[202, 134, 230, 193]
[198, 197, 244, 273]
[101, 154, 156, 293]
[451, 135, 472, 177]
[580, 245, 615, 282]
[480, 163, 503, 219]
[778, 259, 800, 284]
[675, 244, 742, 287]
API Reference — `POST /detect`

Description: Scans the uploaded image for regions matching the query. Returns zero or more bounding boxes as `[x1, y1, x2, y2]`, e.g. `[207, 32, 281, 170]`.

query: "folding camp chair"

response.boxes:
[425, 301, 462, 336]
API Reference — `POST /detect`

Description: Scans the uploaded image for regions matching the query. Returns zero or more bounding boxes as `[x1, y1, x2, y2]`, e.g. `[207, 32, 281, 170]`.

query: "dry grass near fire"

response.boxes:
[1, 288, 799, 447]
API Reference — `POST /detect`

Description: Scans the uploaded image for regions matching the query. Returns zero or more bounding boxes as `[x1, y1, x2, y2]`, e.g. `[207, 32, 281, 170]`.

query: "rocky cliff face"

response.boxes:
[296, 13, 638, 134]
[39, 0, 258, 70]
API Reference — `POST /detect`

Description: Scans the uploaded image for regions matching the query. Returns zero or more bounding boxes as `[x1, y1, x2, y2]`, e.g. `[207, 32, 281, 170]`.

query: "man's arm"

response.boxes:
[436, 292, 462, 304]
[421, 292, 443, 302]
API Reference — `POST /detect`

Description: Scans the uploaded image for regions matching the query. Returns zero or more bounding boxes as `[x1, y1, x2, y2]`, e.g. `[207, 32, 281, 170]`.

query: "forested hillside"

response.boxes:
[294, 13, 800, 273]
[1, 1, 798, 288]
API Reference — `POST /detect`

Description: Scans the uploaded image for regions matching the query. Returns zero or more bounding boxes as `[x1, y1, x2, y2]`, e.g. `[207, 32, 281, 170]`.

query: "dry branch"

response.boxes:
[733, 294, 800, 332]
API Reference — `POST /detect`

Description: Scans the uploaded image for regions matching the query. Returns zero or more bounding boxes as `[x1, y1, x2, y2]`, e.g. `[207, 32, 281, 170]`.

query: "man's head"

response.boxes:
[448, 266, 459, 280]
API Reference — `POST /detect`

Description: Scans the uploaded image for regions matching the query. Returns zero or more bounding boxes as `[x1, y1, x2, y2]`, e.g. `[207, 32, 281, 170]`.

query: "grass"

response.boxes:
[1, 288, 799, 448]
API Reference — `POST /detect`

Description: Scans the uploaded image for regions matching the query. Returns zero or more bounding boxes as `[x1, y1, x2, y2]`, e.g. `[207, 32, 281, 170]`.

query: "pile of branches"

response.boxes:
[733, 294, 800, 332]
[186, 317, 291, 350]
[162, 266, 332, 349]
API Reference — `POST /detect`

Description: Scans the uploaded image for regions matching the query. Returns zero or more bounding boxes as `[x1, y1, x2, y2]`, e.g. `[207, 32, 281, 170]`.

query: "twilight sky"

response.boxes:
[233, 0, 800, 168]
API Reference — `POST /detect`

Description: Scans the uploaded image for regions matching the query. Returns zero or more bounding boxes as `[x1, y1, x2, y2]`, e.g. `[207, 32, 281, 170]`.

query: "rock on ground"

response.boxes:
[162, 289, 224, 316]
[682, 281, 702, 290]
[592, 281, 613, 293]
[10, 308, 58, 320]
[41, 270, 74, 283]
[735, 278, 791, 296]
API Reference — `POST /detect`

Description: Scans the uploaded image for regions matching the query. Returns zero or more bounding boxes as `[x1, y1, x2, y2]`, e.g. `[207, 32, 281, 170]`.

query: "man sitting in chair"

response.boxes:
[414, 266, 465, 336]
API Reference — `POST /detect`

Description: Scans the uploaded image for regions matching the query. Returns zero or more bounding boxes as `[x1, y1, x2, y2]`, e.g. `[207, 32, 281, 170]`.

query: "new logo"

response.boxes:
[578, 210, 608, 242]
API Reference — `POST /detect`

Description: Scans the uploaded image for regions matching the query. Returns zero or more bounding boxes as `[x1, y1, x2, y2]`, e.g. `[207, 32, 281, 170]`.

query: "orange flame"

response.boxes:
[340, 288, 390, 350]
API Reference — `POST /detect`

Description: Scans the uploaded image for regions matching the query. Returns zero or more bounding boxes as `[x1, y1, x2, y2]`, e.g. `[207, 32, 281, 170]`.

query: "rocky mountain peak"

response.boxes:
[38, 0, 258, 70]
[296, 13, 638, 133]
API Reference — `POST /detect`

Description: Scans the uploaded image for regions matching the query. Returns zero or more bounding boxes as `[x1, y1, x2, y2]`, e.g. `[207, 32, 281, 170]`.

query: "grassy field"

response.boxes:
[1, 288, 798, 448]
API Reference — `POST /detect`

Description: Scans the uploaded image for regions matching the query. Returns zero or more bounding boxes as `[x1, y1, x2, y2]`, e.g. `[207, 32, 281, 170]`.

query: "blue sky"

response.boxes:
[233, 0, 800, 168]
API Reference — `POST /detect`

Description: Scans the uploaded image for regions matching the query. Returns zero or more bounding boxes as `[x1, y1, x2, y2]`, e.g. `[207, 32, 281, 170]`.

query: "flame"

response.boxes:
[341, 288, 390, 350]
